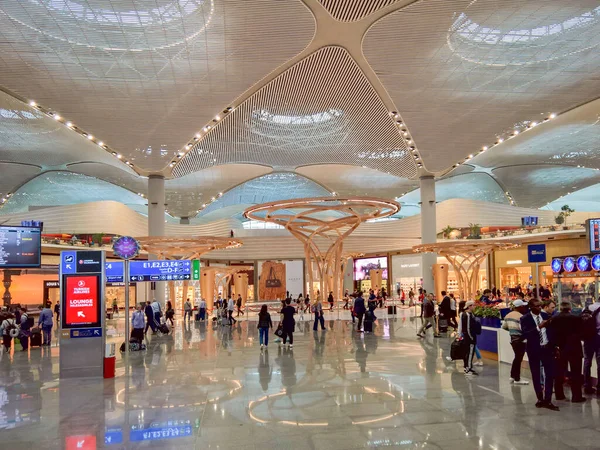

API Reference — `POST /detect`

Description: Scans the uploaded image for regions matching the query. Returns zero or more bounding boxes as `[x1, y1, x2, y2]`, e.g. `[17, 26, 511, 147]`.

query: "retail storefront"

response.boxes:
[493, 236, 588, 294]
[551, 255, 599, 307]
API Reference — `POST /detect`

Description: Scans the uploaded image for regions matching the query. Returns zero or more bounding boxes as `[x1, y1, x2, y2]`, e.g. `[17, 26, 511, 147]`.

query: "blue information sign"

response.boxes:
[105, 261, 124, 283]
[563, 257, 576, 273]
[70, 328, 102, 338]
[129, 260, 191, 282]
[551, 258, 562, 273]
[130, 425, 192, 442]
[577, 256, 590, 272]
[104, 428, 123, 445]
[527, 244, 546, 263]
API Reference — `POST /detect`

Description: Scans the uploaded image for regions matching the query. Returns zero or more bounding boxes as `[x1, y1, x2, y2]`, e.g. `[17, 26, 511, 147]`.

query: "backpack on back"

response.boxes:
[4, 319, 19, 338]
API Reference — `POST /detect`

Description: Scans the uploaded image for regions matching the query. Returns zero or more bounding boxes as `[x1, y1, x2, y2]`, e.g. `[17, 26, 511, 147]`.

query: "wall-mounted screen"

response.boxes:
[353, 257, 388, 281]
[588, 219, 600, 253]
[0, 225, 41, 268]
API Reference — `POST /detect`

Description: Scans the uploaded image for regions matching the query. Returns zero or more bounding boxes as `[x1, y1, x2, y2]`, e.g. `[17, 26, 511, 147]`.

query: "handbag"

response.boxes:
[274, 324, 284, 338]
[265, 266, 282, 288]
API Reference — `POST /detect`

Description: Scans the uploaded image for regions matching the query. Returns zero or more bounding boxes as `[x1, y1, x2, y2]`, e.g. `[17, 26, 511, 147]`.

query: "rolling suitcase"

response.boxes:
[30, 328, 42, 347]
[387, 305, 397, 315]
[364, 311, 374, 332]
[158, 323, 170, 335]
[450, 338, 466, 360]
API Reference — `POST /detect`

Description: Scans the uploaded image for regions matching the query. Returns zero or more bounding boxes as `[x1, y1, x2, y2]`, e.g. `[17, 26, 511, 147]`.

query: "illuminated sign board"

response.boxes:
[0, 225, 41, 268]
[64, 276, 100, 327]
[588, 219, 600, 253]
[129, 260, 191, 282]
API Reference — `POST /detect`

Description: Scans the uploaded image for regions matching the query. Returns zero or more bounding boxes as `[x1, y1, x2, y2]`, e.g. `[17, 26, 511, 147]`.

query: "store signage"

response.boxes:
[44, 280, 60, 288]
[61, 250, 103, 274]
[551, 258, 563, 273]
[70, 328, 102, 338]
[65, 276, 99, 326]
[129, 260, 191, 282]
[527, 244, 546, 263]
[577, 256, 590, 272]
[592, 255, 600, 271]
[112, 236, 140, 260]
[563, 257, 576, 273]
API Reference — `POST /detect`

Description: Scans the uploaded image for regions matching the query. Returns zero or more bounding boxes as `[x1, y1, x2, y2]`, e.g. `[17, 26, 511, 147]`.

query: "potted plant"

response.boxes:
[560, 205, 574, 229]
[442, 225, 456, 239]
[467, 223, 482, 240]
[473, 305, 502, 327]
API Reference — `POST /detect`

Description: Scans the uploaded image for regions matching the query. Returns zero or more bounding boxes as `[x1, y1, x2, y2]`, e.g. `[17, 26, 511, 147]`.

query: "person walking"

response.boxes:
[1, 313, 18, 352]
[38, 302, 54, 346]
[280, 299, 296, 349]
[460, 301, 480, 376]
[257, 304, 273, 349]
[328, 291, 334, 312]
[227, 297, 236, 325]
[165, 301, 175, 327]
[19, 307, 32, 352]
[183, 298, 192, 322]
[582, 298, 600, 395]
[417, 294, 439, 338]
[304, 294, 311, 314]
[502, 299, 529, 385]
[199, 298, 207, 322]
[520, 298, 559, 411]
[144, 301, 156, 334]
[150, 299, 162, 330]
[112, 298, 119, 315]
[439, 291, 452, 332]
[236, 295, 244, 317]
[54, 301, 60, 322]
[131, 304, 146, 342]
[448, 293, 458, 330]
[354, 292, 366, 332]
[550, 301, 586, 402]
[312, 298, 325, 331]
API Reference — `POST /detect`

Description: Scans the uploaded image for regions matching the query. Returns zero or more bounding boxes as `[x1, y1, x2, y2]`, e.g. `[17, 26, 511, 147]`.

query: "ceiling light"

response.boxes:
[202, 204, 206, 208]
[125, 161, 132, 165]
[226, 106, 233, 112]
[169, 162, 175, 167]
[211, 197, 216, 201]
[530, 122, 538, 127]
[468, 154, 473, 158]
[498, 138, 504, 143]
[98, 141, 104, 146]
[29, 101, 36, 107]
[207, 125, 211, 130]
[185, 145, 191, 149]
[482, 146, 488, 151]
[178, 151, 184, 157]
[87, 135, 94, 140]
[195, 133, 201, 138]
[513, 130, 519, 135]
[66, 121, 73, 127]
[215, 115, 220, 121]
[53, 114, 61, 121]
[218, 192, 223, 197]
[116, 154, 122, 159]
[549, 113, 556, 119]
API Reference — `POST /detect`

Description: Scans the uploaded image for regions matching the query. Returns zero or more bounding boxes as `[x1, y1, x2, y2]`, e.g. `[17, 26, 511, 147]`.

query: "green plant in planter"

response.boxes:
[467, 223, 482, 240]
[554, 214, 564, 225]
[442, 225, 456, 239]
[472, 306, 501, 318]
[560, 205, 574, 226]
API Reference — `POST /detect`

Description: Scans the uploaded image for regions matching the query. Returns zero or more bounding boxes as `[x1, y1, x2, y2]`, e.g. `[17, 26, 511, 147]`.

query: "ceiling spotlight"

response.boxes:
[169, 162, 175, 167]
[207, 125, 211, 130]
[98, 141, 104, 146]
[396, 120, 403, 125]
[468, 154, 473, 159]
[116, 154, 122, 159]
[87, 135, 94, 140]
[66, 121, 73, 127]
[498, 138, 504, 143]
[390, 111, 397, 116]
[332, 192, 337, 196]
[226, 106, 233, 112]
[178, 151, 184, 157]
[202, 204, 206, 208]
[218, 192, 223, 197]
[513, 130, 519, 135]
[195, 133, 201, 138]
[53, 114, 61, 121]
[29, 101, 37, 107]
[482, 146, 488, 151]
[185, 145, 191, 149]
[125, 161, 132, 165]
[549, 113, 556, 119]
[215, 115, 220, 121]
[211, 197, 216, 201]
[530, 122, 538, 127]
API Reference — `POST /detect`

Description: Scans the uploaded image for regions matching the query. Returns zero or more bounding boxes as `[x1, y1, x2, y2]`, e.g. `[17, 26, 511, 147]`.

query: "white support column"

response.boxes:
[148, 175, 166, 306]
[420, 176, 437, 295]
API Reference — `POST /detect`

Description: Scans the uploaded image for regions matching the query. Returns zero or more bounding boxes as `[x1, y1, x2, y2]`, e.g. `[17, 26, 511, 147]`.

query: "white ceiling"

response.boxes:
[1, 0, 600, 219]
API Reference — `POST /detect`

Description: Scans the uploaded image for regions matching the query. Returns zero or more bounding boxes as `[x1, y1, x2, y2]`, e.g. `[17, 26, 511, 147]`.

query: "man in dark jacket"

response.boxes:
[439, 291, 452, 332]
[550, 301, 586, 402]
[460, 301, 480, 375]
[520, 299, 559, 411]
[354, 292, 366, 332]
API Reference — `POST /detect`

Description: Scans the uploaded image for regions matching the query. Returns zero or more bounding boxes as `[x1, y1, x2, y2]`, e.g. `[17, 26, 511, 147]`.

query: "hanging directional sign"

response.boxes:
[129, 260, 191, 282]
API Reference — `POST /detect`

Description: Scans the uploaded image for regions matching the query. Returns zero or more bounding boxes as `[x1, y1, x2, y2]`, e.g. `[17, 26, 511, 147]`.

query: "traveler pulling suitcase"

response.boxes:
[158, 323, 170, 335]
[30, 327, 42, 347]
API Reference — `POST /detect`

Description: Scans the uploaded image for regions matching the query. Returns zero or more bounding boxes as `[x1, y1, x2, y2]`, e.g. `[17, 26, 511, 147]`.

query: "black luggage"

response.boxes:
[387, 305, 397, 315]
[450, 338, 466, 361]
[195, 312, 201, 321]
[364, 319, 373, 332]
[439, 318, 448, 332]
[30, 327, 42, 347]
[158, 323, 170, 335]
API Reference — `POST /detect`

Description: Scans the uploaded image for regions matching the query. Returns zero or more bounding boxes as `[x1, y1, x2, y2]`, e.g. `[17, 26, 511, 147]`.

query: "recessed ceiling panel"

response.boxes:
[317, 0, 401, 22]
[67, 162, 149, 194]
[364, 0, 600, 172]
[175, 46, 417, 179]
[398, 172, 508, 206]
[542, 183, 600, 211]
[493, 165, 600, 208]
[198, 172, 331, 218]
[165, 164, 272, 218]
[296, 164, 417, 198]
[0, 163, 41, 200]
[0, 0, 315, 171]
[0, 171, 145, 214]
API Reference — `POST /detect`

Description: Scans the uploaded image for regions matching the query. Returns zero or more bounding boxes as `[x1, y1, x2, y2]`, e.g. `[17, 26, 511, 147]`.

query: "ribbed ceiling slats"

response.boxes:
[175, 46, 417, 179]
[318, 0, 400, 22]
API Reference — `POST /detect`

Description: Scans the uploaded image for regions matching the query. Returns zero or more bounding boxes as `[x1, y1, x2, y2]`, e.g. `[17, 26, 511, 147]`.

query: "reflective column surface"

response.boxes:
[1, 310, 600, 449]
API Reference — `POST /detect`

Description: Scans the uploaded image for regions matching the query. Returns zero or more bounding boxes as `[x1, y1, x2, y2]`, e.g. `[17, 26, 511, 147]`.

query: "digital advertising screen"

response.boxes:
[588, 219, 600, 253]
[353, 257, 388, 281]
[62, 275, 101, 329]
[0, 225, 41, 268]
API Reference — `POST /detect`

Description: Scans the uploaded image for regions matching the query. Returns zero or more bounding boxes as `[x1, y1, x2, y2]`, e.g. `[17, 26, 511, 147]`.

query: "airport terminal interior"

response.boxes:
[1, 1, 600, 449]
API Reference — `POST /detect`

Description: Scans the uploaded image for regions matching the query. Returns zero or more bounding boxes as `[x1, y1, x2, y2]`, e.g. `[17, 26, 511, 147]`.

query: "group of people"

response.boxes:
[1, 302, 55, 352]
[503, 296, 600, 411]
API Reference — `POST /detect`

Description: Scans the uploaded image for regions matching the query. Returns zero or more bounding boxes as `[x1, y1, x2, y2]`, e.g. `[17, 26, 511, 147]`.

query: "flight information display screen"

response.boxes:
[588, 219, 600, 253]
[0, 226, 41, 268]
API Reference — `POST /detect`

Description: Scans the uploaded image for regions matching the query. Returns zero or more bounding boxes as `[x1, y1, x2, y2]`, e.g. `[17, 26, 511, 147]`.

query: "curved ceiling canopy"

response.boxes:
[1, 171, 145, 214]
[0, 0, 315, 171]
[363, 0, 600, 172]
[542, 183, 600, 211]
[317, 0, 401, 22]
[398, 172, 509, 209]
[174, 46, 418, 179]
[198, 172, 331, 218]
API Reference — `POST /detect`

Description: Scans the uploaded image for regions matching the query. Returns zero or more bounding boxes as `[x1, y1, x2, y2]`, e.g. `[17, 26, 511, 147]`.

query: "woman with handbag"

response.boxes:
[165, 301, 175, 327]
[258, 304, 273, 349]
[280, 299, 296, 349]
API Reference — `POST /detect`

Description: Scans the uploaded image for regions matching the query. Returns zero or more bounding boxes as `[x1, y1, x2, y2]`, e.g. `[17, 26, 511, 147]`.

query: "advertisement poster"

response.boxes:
[353, 257, 388, 281]
[259, 261, 286, 300]
[65, 275, 99, 326]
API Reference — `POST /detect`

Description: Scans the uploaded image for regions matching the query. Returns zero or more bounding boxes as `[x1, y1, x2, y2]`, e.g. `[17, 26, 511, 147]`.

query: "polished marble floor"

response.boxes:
[1, 311, 600, 449]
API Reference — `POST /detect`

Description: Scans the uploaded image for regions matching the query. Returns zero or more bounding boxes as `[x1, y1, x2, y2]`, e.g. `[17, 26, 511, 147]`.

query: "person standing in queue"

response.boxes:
[38, 301, 54, 346]
[501, 299, 529, 385]
[354, 291, 366, 333]
[312, 297, 325, 331]
[280, 299, 296, 349]
[199, 298, 207, 322]
[520, 298, 559, 411]
[550, 301, 586, 402]
[131, 304, 146, 342]
[19, 307, 31, 352]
